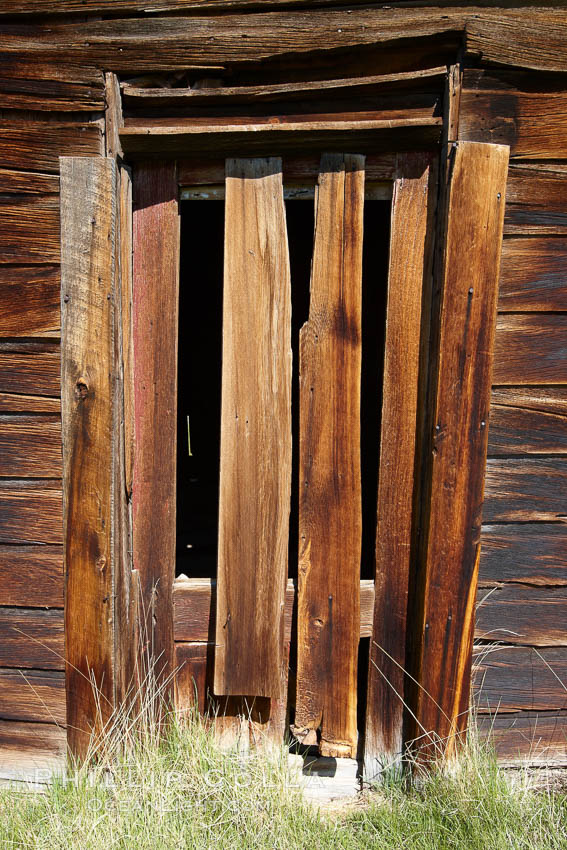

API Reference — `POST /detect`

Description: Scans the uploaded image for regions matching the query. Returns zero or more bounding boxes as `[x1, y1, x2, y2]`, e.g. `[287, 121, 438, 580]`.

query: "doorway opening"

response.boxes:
[176, 194, 390, 585]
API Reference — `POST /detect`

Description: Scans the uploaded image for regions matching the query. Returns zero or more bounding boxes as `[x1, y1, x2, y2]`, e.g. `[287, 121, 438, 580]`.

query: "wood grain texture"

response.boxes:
[175, 642, 209, 716]
[0, 352, 60, 398]
[0, 76, 104, 112]
[476, 585, 567, 647]
[105, 72, 123, 159]
[0, 126, 102, 173]
[0, 196, 59, 264]
[174, 578, 373, 642]
[0, 417, 61, 478]
[0, 266, 60, 337]
[60, 157, 117, 758]
[365, 154, 433, 771]
[488, 387, 567, 455]
[214, 157, 292, 699]
[113, 163, 135, 708]
[411, 142, 509, 760]
[479, 524, 567, 587]
[295, 154, 364, 758]
[0, 545, 63, 607]
[0, 394, 60, 414]
[0, 483, 62, 544]
[460, 76, 567, 158]
[0, 608, 64, 670]
[499, 238, 567, 310]
[0, 10, 566, 73]
[504, 166, 567, 235]
[493, 314, 567, 385]
[0, 668, 65, 725]
[0, 169, 59, 194]
[132, 162, 179, 692]
[484, 458, 567, 522]
[473, 646, 567, 713]
[477, 711, 567, 766]
[0, 720, 66, 782]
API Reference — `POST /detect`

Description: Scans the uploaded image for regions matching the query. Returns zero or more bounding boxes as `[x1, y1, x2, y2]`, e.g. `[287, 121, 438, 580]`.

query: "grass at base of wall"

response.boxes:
[1, 710, 566, 850]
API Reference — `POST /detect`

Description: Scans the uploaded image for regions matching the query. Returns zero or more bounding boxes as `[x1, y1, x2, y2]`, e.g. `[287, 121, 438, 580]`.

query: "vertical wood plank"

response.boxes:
[214, 157, 292, 699]
[115, 164, 136, 707]
[294, 153, 364, 758]
[410, 141, 509, 761]
[132, 162, 179, 694]
[364, 154, 434, 777]
[61, 157, 117, 759]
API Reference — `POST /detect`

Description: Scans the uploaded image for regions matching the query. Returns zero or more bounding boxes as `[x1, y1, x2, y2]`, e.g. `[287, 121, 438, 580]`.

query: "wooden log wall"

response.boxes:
[0, 42, 104, 780]
[1, 1, 567, 774]
[457, 67, 567, 766]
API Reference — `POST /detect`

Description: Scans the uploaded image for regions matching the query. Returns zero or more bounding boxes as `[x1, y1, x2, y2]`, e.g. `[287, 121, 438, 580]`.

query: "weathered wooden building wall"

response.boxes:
[0, 2, 566, 775]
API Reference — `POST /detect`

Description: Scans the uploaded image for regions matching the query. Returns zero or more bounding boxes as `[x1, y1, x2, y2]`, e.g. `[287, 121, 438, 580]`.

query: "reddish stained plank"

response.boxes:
[294, 153, 364, 758]
[132, 162, 179, 693]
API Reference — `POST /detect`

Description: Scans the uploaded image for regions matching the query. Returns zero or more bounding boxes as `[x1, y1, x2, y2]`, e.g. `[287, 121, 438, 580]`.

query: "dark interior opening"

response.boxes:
[176, 201, 224, 579]
[176, 196, 390, 584]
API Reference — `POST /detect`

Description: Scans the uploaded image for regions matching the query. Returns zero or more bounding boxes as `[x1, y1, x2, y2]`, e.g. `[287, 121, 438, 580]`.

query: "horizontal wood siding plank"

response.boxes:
[460, 89, 567, 159]
[477, 711, 567, 766]
[488, 388, 567, 455]
[504, 167, 567, 235]
[0, 608, 64, 670]
[476, 585, 567, 646]
[484, 458, 567, 522]
[0, 719, 66, 781]
[473, 646, 567, 712]
[480, 524, 567, 587]
[0, 266, 60, 336]
[0, 77, 104, 111]
[499, 238, 567, 310]
[0, 197, 59, 264]
[0, 10, 565, 73]
[0, 545, 63, 607]
[0, 668, 65, 725]
[0, 169, 59, 194]
[0, 352, 60, 398]
[0, 11, 464, 69]
[0, 484, 62, 544]
[174, 578, 375, 642]
[493, 314, 567, 385]
[0, 126, 103, 173]
[0, 394, 60, 413]
[0, 418, 61, 478]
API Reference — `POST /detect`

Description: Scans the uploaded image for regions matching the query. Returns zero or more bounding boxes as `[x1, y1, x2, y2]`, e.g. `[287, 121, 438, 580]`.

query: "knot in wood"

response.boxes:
[96, 556, 106, 572]
[75, 379, 89, 400]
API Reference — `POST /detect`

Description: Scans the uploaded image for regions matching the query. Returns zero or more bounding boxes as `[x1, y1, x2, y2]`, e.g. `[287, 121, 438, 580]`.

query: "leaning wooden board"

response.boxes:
[214, 157, 292, 699]
[411, 141, 509, 759]
[295, 153, 364, 758]
[365, 153, 434, 771]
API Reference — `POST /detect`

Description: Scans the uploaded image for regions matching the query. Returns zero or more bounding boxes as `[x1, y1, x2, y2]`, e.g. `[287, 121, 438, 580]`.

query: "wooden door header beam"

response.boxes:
[119, 121, 442, 159]
[1, 10, 567, 73]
